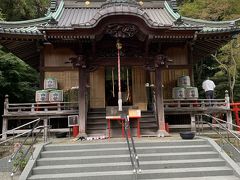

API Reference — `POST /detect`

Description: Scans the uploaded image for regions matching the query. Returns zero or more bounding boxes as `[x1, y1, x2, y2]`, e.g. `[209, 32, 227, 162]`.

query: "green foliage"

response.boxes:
[0, 10, 4, 20]
[0, 47, 39, 103]
[180, 0, 240, 20]
[13, 149, 28, 172]
[194, 57, 219, 98]
[181, 0, 240, 101]
[0, 0, 50, 21]
[64, 89, 79, 102]
[212, 37, 240, 101]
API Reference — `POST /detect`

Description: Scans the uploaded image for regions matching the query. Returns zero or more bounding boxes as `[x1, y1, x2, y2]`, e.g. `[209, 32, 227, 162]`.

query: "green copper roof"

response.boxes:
[0, 0, 64, 36]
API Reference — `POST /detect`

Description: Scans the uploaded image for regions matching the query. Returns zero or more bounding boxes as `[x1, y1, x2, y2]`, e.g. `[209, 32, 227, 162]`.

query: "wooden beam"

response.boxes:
[39, 46, 44, 89]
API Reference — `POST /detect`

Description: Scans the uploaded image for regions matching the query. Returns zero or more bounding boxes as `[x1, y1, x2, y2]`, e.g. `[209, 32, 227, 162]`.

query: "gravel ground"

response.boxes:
[0, 172, 20, 180]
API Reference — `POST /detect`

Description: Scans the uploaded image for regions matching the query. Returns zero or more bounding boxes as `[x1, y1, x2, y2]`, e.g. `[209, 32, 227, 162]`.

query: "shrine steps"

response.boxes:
[86, 109, 107, 136]
[86, 109, 158, 137]
[21, 138, 240, 180]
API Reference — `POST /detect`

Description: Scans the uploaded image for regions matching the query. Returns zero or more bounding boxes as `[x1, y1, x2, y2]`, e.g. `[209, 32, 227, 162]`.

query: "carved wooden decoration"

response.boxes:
[106, 24, 138, 38]
[69, 55, 86, 68]
[154, 54, 173, 68]
[68, 55, 98, 72]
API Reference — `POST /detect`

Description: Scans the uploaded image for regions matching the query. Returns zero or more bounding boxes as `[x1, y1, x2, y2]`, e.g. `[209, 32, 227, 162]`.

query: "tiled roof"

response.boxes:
[52, 6, 176, 28]
[0, 0, 239, 36]
[41, 1, 202, 30]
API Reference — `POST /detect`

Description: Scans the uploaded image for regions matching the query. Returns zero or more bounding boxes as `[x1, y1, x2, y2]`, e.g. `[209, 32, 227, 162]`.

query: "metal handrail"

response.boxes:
[0, 118, 50, 177]
[196, 114, 240, 158]
[123, 114, 141, 179]
[0, 118, 40, 138]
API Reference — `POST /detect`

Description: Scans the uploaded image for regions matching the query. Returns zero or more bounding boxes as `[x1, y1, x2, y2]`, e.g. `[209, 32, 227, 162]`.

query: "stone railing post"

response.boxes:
[225, 90, 233, 130]
[3, 94, 9, 115]
[2, 95, 9, 140]
[225, 90, 230, 109]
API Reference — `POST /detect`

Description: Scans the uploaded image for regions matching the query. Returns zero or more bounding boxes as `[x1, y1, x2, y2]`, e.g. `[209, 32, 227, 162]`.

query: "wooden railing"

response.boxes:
[3, 99, 229, 117]
[3, 90, 231, 116]
[5, 101, 78, 114]
[163, 99, 228, 110]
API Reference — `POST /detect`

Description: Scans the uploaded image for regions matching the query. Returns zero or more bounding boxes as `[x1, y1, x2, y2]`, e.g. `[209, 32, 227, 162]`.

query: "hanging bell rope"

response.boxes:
[126, 68, 130, 101]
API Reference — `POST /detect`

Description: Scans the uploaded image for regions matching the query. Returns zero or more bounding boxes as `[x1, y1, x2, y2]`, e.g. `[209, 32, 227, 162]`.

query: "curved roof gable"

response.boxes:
[0, 0, 239, 36]
[45, 0, 179, 29]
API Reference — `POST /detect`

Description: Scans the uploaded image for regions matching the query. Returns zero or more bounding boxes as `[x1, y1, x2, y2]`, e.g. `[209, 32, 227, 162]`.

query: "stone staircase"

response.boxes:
[21, 138, 240, 180]
[86, 108, 158, 137]
[86, 108, 107, 136]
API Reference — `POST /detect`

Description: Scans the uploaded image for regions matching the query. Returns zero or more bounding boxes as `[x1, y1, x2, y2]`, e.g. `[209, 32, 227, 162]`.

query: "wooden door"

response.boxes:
[132, 67, 147, 110]
[89, 67, 105, 108]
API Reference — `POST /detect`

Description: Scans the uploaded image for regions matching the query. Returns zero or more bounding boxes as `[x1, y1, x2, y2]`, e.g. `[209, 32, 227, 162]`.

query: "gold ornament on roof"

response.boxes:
[85, 1, 90, 6]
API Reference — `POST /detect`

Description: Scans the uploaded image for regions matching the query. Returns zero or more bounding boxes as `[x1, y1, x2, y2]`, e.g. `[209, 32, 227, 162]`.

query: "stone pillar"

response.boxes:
[225, 90, 233, 130]
[190, 114, 196, 132]
[43, 118, 48, 143]
[2, 95, 9, 140]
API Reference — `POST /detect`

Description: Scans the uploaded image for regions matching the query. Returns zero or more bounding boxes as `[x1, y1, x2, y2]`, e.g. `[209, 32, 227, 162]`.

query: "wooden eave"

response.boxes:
[0, 39, 40, 69]
[191, 32, 234, 61]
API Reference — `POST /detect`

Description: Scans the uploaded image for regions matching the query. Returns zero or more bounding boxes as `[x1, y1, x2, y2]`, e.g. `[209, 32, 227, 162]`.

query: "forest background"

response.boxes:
[0, 0, 240, 132]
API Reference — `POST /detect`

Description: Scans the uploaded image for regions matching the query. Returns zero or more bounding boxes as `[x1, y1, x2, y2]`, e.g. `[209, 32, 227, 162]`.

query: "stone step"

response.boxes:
[44, 139, 207, 151]
[138, 167, 233, 179]
[145, 176, 240, 180]
[33, 159, 225, 175]
[41, 145, 213, 158]
[28, 167, 233, 180]
[37, 151, 219, 166]
[28, 170, 133, 180]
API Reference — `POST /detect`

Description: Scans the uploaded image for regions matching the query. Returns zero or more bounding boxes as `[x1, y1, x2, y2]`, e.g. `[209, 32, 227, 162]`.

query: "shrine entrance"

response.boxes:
[105, 67, 133, 106]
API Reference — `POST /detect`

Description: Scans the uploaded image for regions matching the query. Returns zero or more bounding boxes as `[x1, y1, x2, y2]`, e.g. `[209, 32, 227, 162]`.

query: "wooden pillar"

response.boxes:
[154, 55, 169, 137]
[155, 67, 169, 137]
[78, 67, 87, 136]
[39, 45, 45, 89]
[188, 42, 195, 86]
[69, 54, 88, 137]
[2, 95, 9, 140]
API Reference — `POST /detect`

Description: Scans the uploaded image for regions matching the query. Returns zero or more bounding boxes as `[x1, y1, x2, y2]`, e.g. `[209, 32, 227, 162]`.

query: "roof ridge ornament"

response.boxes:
[50, 0, 58, 12]
[174, 16, 183, 26]
[48, 16, 58, 25]
[101, 0, 141, 9]
[170, 0, 178, 13]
